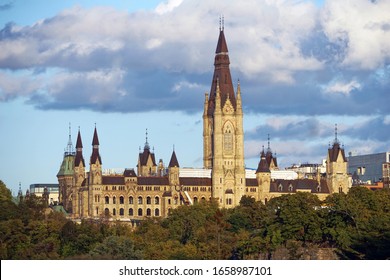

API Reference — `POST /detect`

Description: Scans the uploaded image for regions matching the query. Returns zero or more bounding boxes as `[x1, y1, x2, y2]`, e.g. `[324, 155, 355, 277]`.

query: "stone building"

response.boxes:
[57, 26, 351, 221]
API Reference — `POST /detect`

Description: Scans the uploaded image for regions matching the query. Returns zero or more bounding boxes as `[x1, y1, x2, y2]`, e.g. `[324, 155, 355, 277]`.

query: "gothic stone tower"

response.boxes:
[326, 125, 349, 193]
[57, 125, 75, 213]
[203, 26, 245, 208]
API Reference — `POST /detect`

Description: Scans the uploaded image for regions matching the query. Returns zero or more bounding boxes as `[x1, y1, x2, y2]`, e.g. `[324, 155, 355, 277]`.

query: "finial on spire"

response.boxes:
[65, 122, 75, 156]
[334, 123, 339, 144]
[268, 134, 270, 149]
[144, 128, 150, 150]
[219, 15, 224, 31]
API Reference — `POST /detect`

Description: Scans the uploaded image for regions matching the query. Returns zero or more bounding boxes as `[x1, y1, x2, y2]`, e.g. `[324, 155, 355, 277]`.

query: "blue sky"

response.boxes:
[1, 0, 389, 195]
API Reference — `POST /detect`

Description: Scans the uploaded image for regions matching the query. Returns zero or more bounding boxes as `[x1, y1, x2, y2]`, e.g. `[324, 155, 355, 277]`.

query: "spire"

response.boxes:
[144, 128, 150, 151]
[267, 134, 272, 153]
[256, 146, 270, 173]
[90, 125, 102, 164]
[92, 125, 99, 147]
[169, 148, 180, 168]
[65, 123, 75, 156]
[76, 128, 83, 150]
[208, 20, 236, 116]
[75, 128, 85, 167]
[334, 123, 339, 144]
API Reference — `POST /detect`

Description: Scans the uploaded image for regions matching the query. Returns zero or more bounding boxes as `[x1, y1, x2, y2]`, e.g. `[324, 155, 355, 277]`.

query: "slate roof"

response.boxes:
[256, 151, 270, 173]
[138, 177, 169, 185]
[207, 29, 236, 116]
[138, 148, 157, 166]
[123, 169, 137, 177]
[328, 142, 347, 162]
[168, 150, 180, 167]
[179, 177, 212, 186]
[270, 179, 330, 193]
[102, 176, 125, 185]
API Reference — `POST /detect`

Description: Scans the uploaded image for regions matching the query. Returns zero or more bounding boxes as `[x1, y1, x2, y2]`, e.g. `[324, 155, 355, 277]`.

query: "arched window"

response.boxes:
[146, 208, 151, 216]
[201, 197, 206, 202]
[193, 197, 198, 204]
[119, 196, 124, 204]
[223, 123, 233, 152]
[104, 208, 109, 216]
[113, 196, 116, 204]
[146, 196, 151, 205]
[138, 208, 143, 216]
[119, 208, 124, 216]
[129, 196, 134, 204]
[155, 208, 160, 217]
[113, 208, 116, 216]
[278, 184, 283, 192]
[317, 185, 321, 192]
[105, 196, 109, 204]
[154, 196, 159, 205]
[129, 208, 133, 216]
[138, 196, 143, 204]
[288, 184, 293, 192]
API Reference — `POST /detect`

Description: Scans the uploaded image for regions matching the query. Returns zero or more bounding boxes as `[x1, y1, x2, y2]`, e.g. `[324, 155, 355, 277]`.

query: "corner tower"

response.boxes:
[326, 124, 349, 193]
[203, 24, 245, 208]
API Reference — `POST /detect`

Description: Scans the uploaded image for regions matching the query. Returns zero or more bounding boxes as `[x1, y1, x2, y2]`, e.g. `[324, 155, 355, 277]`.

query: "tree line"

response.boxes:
[1, 179, 389, 259]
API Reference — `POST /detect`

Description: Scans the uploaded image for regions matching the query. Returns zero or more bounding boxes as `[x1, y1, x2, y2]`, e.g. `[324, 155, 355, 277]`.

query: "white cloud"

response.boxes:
[155, 0, 183, 15]
[323, 79, 362, 95]
[321, 0, 390, 69]
[0, 71, 41, 101]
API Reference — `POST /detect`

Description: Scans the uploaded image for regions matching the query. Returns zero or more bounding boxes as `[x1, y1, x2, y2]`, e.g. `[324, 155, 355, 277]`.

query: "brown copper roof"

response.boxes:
[75, 130, 85, 166]
[168, 150, 179, 168]
[207, 29, 236, 116]
[138, 148, 157, 167]
[76, 130, 83, 149]
[90, 127, 102, 164]
[138, 177, 169, 185]
[270, 179, 330, 193]
[123, 169, 137, 177]
[179, 177, 212, 186]
[328, 142, 347, 162]
[90, 148, 102, 164]
[246, 178, 258, 186]
[256, 151, 270, 173]
[92, 127, 99, 146]
[102, 176, 125, 185]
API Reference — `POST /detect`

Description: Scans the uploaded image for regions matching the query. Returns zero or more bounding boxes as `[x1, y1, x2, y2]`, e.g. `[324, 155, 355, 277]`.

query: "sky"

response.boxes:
[0, 0, 389, 195]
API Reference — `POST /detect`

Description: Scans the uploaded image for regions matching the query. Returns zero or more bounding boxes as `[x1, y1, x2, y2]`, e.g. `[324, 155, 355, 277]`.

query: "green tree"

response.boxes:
[89, 235, 142, 260]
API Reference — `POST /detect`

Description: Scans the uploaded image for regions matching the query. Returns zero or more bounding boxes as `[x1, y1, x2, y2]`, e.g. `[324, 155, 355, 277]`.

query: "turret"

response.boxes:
[137, 129, 157, 176]
[256, 147, 271, 203]
[89, 126, 102, 185]
[168, 148, 180, 187]
[326, 124, 349, 193]
[57, 124, 75, 212]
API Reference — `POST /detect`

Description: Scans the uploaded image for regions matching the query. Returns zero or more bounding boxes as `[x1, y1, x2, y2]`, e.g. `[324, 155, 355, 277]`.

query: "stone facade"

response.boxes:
[57, 28, 351, 221]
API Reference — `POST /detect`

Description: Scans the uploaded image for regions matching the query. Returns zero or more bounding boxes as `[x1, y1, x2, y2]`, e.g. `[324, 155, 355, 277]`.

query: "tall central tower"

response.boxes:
[203, 25, 245, 208]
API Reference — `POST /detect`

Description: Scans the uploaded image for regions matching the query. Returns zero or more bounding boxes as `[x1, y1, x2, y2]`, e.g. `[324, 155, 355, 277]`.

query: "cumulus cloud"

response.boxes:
[323, 79, 361, 96]
[321, 0, 390, 69]
[0, 0, 388, 119]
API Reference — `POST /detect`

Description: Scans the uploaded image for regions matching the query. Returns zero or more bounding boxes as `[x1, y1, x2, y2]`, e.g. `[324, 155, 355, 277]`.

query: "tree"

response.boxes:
[89, 236, 142, 260]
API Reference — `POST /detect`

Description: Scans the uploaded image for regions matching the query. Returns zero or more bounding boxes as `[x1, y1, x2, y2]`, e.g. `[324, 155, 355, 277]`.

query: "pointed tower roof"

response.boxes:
[76, 128, 83, 149]
[90, 126, 102, 164]
[75, 129, 85, 167]
[256, 147, 270, 173]
[208, 24, 236, 116]
[328, 124, 347, 162]
[92, 125, 99, 146]
[169, 149, 180, 168]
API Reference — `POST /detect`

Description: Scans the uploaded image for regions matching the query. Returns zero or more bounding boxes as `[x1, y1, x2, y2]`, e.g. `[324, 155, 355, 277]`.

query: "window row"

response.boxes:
[104, 195, 160, 205]
[104, 207, 160, 217]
